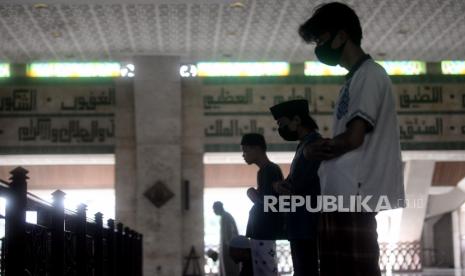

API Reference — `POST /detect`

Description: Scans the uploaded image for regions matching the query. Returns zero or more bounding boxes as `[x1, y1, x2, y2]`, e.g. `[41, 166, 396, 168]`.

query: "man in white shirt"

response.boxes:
[298, 2, 405, 276]
[213, 201, 240, 276]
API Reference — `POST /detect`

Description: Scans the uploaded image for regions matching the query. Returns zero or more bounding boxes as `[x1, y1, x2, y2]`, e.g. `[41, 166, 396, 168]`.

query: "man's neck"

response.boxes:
[297, 127, 311, 141]
[256, 155, 270, 169]
[340, 43, 366, 71]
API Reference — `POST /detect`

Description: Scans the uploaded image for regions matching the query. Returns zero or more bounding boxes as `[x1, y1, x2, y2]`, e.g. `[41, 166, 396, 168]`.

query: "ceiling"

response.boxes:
[0, 0, 464, 63]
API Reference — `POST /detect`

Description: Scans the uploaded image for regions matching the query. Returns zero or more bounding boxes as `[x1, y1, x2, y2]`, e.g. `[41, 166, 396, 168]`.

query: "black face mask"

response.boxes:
[278, 125, 299, 141]
[315, 32, 346, 66]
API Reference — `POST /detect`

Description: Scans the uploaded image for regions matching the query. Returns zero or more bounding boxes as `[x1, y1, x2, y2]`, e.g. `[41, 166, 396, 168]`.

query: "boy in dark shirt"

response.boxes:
[241, 133, 285, 276]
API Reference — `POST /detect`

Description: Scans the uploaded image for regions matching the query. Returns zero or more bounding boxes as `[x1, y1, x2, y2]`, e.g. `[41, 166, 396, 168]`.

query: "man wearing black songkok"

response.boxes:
[269, 99, 321, 276]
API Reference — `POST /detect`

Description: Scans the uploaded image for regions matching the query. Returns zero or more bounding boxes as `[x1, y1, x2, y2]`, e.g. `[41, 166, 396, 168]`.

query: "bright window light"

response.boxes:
[0, 63, 10, 77]
[304, 60, 426, 76]
[27, 62, 122, 78]
[26, 211, 37, 224]
[196, 62, 290, 77]
[441, 61, 465, 75]
[304, 62, 347, 76]
[204, 187, 253, 245]
[30, 189, 115, 221]
[376, 61, 426, 75]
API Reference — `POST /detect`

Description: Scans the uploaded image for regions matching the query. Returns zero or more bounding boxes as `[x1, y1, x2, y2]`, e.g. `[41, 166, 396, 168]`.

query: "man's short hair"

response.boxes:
[213, 201, 223, 209]
[241, 133, 267, 151]
[298, 2, 362, 46]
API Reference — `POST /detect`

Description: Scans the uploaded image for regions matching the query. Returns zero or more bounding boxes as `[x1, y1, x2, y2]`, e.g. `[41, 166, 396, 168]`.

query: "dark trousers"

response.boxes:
[289, 239, 319, 276]
[319, 212, 381, 276]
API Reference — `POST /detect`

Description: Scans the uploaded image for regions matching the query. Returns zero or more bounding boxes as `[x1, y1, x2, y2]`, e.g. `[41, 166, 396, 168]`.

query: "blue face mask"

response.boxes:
[315, 32, 346, 66]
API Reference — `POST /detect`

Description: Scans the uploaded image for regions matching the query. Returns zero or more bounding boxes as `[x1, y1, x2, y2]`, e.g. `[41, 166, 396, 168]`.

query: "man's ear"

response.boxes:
[336, 30, 349, 45]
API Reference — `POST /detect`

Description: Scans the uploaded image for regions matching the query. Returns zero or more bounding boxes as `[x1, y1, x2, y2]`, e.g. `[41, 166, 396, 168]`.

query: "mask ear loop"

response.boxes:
[319, 31, 338, 47]
[321, 30, 347, 51]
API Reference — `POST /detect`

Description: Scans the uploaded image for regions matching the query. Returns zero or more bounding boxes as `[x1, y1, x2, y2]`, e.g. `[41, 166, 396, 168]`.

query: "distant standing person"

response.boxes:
[241, 133, 285, 276]
[213, 201, 240, 276]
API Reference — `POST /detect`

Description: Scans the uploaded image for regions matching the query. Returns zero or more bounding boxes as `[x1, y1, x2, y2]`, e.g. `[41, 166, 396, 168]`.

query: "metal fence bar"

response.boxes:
[4, 167, 28, 276]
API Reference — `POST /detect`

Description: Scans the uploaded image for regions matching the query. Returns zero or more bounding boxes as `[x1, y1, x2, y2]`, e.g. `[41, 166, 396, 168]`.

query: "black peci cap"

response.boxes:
[269, 99, 310, 120]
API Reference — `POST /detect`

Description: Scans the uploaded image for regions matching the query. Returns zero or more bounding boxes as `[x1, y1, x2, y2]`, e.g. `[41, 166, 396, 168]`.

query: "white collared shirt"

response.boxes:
[318, 58, 405, 211]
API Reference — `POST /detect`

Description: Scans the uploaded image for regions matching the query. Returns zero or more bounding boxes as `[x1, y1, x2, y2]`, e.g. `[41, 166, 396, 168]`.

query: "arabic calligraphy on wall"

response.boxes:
[203, 85, 335, 113]
[396, 85, 465, 110]
[202, 84, 465, 114]
[204, 116, 334, 145]
[0, 86, 116, 149]
[0, 87, 115, 113]
[0, 117, 115, 144]
[0, 89, 37, 112]
[201, 83, 465, 148]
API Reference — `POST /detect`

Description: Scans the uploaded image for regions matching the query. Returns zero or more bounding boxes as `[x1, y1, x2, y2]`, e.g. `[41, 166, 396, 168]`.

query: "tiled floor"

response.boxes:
[384, 269, 465, 276]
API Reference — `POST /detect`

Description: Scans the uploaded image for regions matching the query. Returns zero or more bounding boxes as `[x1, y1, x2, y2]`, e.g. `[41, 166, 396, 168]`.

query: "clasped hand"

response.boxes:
[272, 180, 292, 195]
[303, 138, 337, 160]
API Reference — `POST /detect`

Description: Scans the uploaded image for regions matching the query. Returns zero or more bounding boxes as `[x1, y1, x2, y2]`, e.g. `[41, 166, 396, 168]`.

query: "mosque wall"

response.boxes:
[1, 72, 465, 273]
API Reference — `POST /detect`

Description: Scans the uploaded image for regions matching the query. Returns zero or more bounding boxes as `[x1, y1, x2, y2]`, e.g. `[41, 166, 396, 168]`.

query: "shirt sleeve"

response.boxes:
[346, 69, 384, 129]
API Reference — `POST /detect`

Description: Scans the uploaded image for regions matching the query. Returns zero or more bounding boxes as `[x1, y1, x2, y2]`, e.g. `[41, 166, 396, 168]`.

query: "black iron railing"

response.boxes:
[0, 167, 143, 276]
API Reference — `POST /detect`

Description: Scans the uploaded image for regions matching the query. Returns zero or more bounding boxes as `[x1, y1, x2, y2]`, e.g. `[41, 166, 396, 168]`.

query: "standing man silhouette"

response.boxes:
[241, 133, 285, 276]
[213, 201, 240, 276]
[299, 2, 405, 276]
[269, 100, 322, 276]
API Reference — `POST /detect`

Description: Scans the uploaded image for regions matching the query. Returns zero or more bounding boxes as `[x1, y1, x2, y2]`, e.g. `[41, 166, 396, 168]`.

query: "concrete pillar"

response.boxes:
[181, 78, 205, 260]
[398, 160, 435, 242]
[115, 79, 137, 229]
[452, 210, 462, 269]
[114, 58, 205, 275]
[133, 56, 183, 276]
